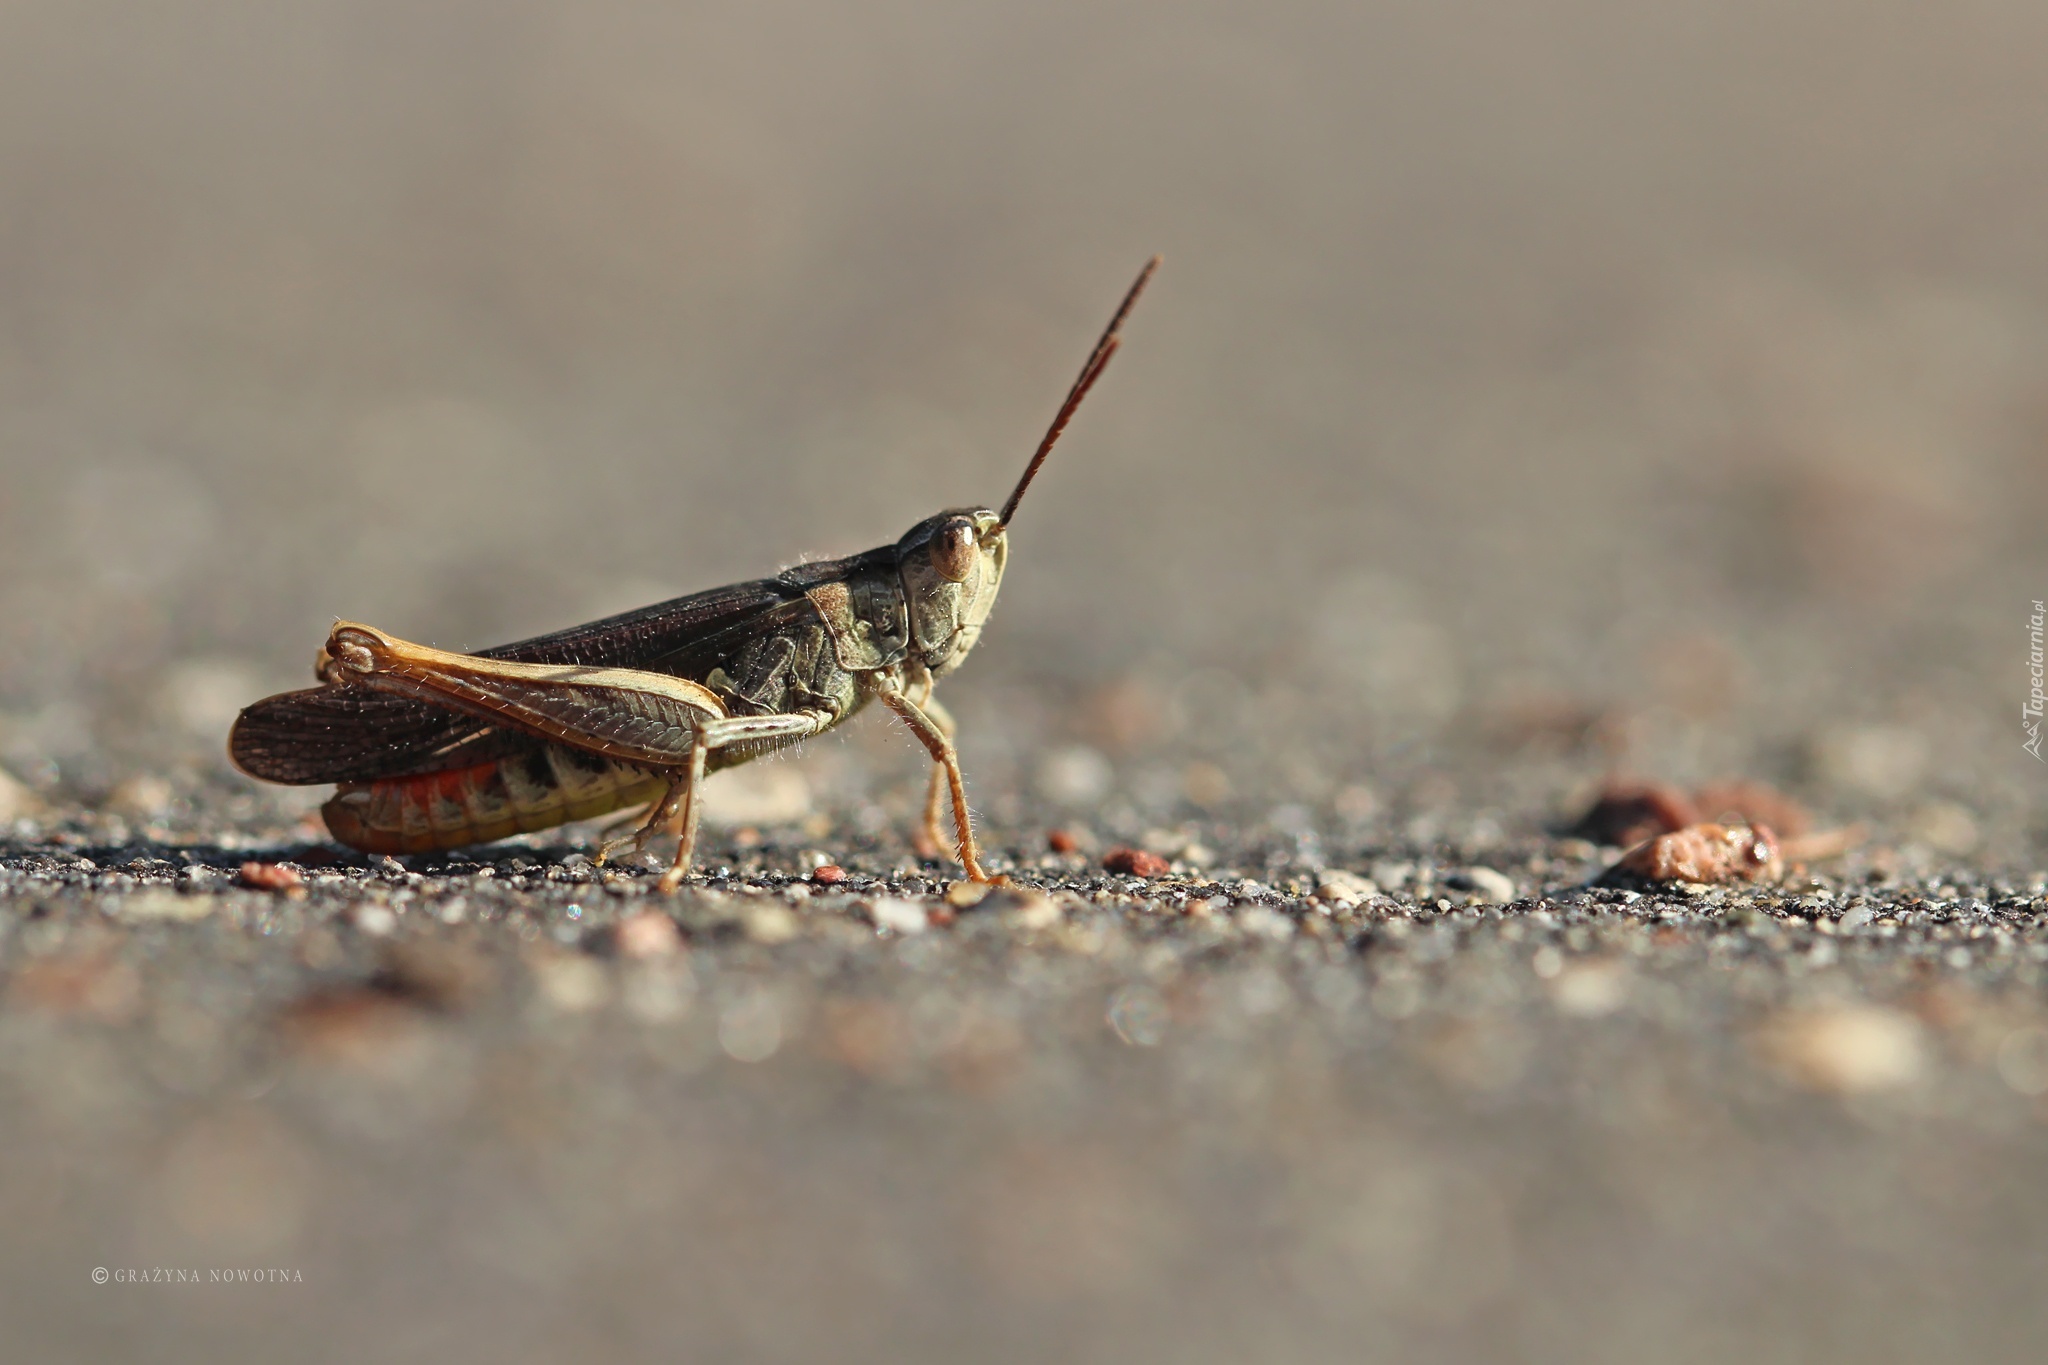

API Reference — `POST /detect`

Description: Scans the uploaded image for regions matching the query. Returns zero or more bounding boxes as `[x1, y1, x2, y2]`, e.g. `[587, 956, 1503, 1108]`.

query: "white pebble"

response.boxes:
[353, 905, 397, 937]
[1461, 866, 1516, 904]
[867, 898, 929, 935]
[1315, 870, 1380, 907]
[1764, 1006, 1926, 1093]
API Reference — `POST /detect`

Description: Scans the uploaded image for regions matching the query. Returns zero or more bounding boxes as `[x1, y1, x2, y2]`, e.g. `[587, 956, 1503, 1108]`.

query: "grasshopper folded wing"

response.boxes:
[321, 624, 728, 768]
[230, 579, 796, 784]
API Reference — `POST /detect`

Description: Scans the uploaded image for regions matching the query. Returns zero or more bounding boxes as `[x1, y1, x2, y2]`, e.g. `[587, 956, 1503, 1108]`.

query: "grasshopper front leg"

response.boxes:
[876, 675, 991, 883]
[900, 669, 959, 863]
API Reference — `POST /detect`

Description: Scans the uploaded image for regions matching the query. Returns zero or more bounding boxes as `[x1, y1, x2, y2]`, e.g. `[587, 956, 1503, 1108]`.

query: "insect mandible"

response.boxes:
[229, 257, 1159, 892]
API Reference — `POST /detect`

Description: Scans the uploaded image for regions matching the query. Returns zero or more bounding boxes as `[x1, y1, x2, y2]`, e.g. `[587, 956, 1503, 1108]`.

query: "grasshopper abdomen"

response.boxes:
[324, 747, 664, 855]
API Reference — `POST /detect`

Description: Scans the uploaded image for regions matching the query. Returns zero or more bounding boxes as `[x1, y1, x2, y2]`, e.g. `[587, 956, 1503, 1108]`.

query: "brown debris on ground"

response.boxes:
[1612, 822, 1784, 884]
[238, 861, 305, 893]
[1575, 777, 1860, 883]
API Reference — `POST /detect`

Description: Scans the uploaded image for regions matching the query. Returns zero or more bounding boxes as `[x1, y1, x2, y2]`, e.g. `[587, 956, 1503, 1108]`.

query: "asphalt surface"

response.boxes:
[4, 751, 2047, 1364]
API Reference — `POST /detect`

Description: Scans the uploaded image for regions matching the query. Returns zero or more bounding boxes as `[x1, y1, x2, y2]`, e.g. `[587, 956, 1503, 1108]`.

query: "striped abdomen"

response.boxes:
[323, 745, 663, 855]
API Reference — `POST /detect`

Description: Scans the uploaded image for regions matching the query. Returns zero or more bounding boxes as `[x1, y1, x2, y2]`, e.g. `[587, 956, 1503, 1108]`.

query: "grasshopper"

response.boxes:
[230, 258, 1158, 892]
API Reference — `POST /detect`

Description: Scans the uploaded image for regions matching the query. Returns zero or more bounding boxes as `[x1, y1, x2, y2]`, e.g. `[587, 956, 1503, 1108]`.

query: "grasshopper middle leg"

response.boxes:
[595, 780, 688, 867]
[652, 711, 829, 893]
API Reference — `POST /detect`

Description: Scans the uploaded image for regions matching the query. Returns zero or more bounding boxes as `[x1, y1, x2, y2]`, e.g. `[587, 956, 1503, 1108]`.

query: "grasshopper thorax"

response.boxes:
[895, 508, 1007, 677]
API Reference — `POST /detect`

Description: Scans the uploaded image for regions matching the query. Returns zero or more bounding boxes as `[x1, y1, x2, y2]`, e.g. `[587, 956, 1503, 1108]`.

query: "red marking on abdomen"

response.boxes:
[323, 752, 661, 854]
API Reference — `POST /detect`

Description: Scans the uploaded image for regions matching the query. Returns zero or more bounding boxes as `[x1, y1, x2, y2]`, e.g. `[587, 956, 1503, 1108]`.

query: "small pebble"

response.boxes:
[1316, 870, 1379, 907]
[1103, 847, 1170, 878]
[1047, 829, 1080, 855]
[811, 864, 847, 886]
[352, 904, 397, 937]
[945, 880, 990, 910]
[239, 861, 304, 893]
[1460, 866, 1516, 904]
[868, 898, 929, 935]
[1003, 888, 1062, 931]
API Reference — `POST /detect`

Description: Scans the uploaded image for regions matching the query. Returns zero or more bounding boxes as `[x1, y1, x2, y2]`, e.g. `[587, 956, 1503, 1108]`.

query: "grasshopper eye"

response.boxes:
[932, 518, 977, 582]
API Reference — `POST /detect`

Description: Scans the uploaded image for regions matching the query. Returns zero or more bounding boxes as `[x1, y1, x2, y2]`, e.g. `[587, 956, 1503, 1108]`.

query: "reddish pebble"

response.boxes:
[1103, 847, 1170, 878]
[239, 861, 304, 892]
[1047, 829, 1080, 854]
[1614, 822, 1782, 884]
[810, 864, 847, 885]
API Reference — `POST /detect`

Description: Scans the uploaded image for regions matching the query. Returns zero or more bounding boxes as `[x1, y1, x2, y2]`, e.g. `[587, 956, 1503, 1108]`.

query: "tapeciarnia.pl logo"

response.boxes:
[2027, 599, 2045, 761]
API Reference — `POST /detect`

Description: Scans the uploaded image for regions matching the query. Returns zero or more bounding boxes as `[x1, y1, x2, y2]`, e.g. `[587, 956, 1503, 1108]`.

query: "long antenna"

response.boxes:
[998, 255, 1160, 527]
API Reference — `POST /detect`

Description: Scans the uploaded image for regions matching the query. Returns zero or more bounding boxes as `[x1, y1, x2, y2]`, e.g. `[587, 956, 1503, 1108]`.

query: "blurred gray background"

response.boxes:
[2, 0, 2044, 846]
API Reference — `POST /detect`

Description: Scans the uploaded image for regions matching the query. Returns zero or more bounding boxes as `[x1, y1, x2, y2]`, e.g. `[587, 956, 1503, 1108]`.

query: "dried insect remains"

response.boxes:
[231, 259, 1161, 892]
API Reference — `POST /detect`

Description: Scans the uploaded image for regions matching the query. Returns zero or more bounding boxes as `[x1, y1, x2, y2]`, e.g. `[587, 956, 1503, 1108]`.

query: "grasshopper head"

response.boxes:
[896, 509, 1007, 677]
[889, 259, 1157, 681]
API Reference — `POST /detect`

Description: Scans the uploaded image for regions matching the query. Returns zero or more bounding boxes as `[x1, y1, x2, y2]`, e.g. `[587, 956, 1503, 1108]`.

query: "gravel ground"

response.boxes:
[5, 760, 2047, 1364]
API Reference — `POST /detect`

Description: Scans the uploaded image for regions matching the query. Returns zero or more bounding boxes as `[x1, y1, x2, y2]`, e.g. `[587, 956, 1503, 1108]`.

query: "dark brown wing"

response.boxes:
[229, 578, 806, 784]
